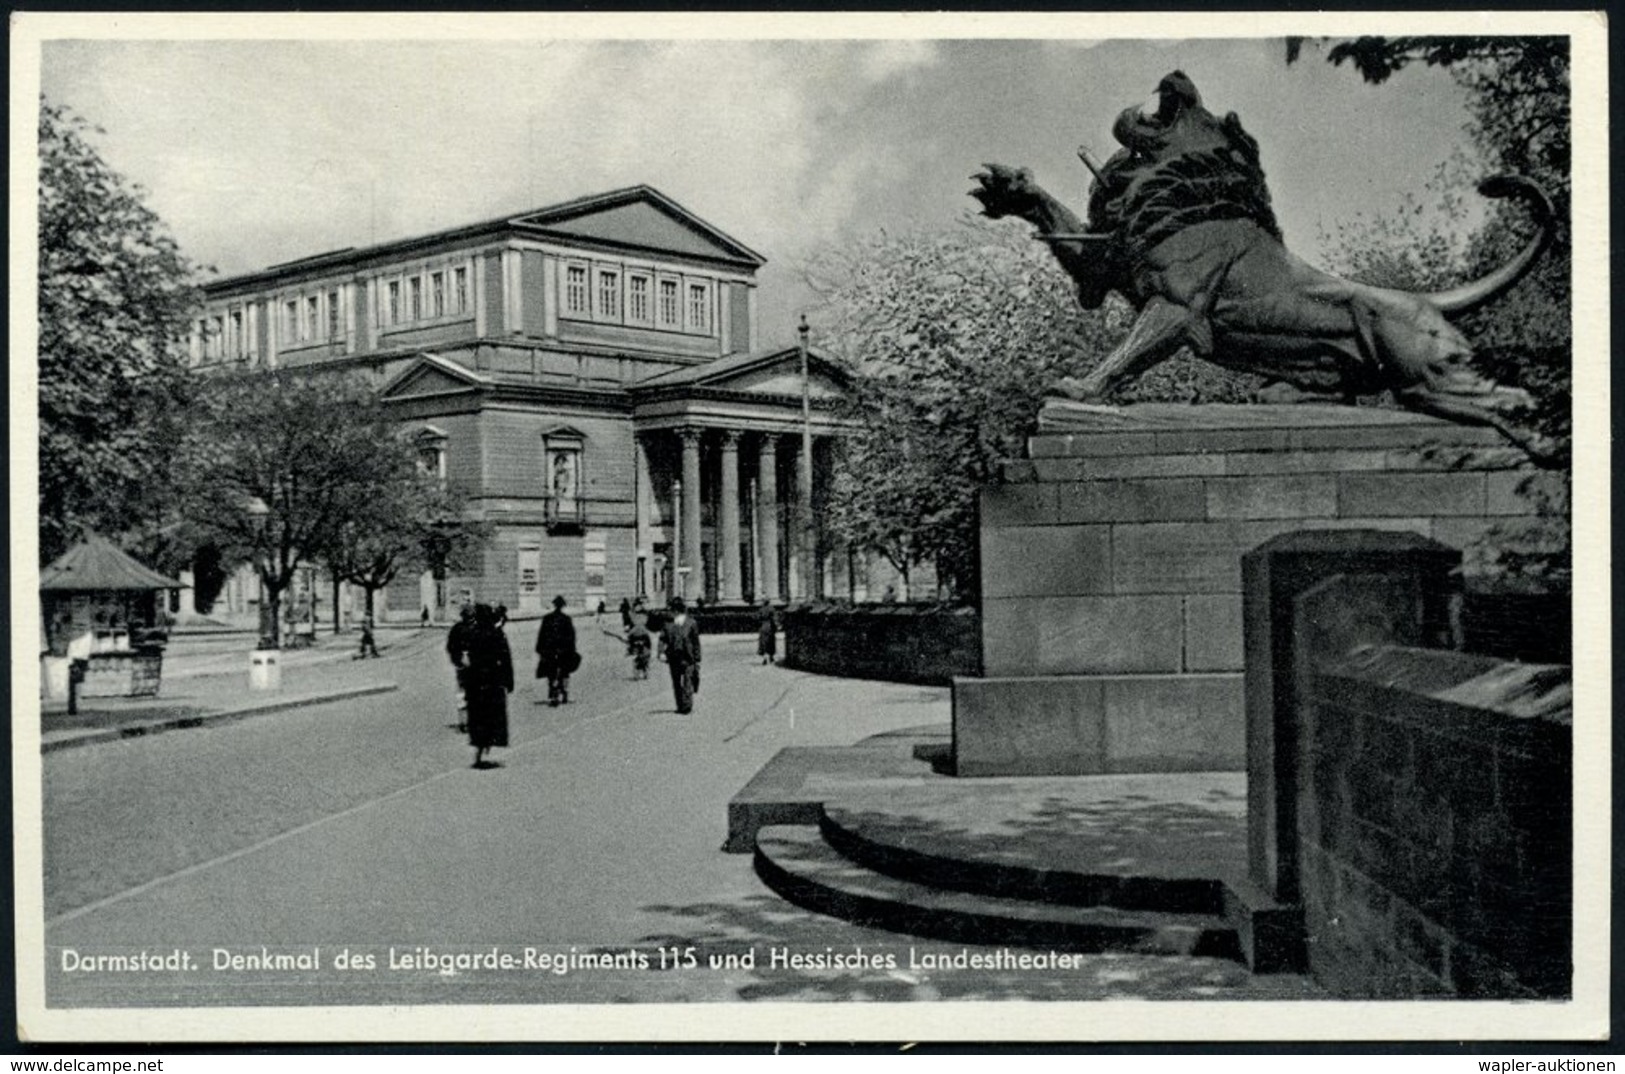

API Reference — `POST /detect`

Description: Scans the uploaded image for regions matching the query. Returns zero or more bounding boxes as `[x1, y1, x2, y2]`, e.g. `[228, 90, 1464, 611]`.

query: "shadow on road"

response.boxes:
[634, 880, 1304, 1001]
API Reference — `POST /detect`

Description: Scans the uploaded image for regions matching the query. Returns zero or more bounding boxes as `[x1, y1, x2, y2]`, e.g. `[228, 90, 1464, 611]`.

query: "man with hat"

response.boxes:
[658, 596, 702, 715]
[534, 595, 579, 706]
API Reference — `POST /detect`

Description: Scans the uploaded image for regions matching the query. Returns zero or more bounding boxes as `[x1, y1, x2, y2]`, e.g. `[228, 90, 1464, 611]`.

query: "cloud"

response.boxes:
[37, 37, 1481, 337]
[857, 40, 941, 82]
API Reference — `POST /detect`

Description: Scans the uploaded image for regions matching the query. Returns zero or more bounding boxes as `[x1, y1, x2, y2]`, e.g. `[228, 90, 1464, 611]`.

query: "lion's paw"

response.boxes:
[1044, 376, 1105, 403]
[969, 163, 1040, 220]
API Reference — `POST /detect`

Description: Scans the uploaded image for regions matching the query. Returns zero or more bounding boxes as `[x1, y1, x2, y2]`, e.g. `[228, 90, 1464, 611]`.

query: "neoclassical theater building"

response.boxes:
[191, 186, 900, 622]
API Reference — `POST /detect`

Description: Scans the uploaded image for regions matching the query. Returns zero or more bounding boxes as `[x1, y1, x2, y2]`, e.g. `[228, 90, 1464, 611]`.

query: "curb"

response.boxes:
[40, 683, 401, 754]
[164, 648, 376, 682]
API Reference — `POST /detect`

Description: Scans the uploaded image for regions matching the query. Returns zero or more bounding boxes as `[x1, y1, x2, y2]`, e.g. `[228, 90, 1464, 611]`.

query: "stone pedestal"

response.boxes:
[954, 403, 1548, 778]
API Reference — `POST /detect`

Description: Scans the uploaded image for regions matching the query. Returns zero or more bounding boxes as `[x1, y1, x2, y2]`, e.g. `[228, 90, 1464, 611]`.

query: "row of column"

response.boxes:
[672, 426, 814, 603]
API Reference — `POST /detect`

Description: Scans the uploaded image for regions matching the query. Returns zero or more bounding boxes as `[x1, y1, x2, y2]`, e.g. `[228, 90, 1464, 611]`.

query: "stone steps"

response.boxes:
[819, 805, 1227, 915]
[755, 824, 1241, 959]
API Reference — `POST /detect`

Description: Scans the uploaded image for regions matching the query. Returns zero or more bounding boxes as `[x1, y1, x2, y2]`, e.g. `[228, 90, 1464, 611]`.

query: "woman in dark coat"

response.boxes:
[464, 603, 513, 768]
[756, 599, 777, 665]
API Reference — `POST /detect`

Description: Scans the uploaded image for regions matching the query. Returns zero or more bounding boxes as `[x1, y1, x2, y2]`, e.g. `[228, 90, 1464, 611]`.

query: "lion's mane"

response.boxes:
[1087, 114, 1282, 266]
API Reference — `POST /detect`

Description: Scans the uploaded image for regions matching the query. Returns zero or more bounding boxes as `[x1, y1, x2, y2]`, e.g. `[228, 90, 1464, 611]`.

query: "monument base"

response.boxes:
[953, 673, 1241, 777]
[958, 403, 1552, 778]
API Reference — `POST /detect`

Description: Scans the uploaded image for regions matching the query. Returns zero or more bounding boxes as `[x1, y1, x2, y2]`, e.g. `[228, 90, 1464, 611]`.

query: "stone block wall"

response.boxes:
[957, 404, 1550, 778]
[783, 605, 980, 687]
[1297, 641, 1572, 998]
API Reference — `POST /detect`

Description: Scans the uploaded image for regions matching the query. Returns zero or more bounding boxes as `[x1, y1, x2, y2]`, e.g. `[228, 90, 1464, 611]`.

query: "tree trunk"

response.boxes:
[332, 574, 342, 636]
[261, 586, 282, 648]
[365, 586, 377, 620]
[898, 565, 911, 603]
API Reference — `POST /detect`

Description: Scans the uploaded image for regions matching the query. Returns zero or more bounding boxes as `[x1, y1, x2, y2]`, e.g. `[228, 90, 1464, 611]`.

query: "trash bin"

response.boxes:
[249, 649, 282, 691]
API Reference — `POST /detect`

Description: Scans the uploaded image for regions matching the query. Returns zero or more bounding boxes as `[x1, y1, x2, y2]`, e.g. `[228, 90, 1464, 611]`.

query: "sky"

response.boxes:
[37, 31, 1485, 349]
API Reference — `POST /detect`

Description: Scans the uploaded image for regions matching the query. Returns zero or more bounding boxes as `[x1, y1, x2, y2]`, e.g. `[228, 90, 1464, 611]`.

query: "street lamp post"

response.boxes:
[672, 478, 683, 600]
[797, 315, 815, 601]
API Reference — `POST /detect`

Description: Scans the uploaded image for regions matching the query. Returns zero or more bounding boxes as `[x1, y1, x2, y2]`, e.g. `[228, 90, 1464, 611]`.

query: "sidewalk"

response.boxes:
[37, 630, 431, 753]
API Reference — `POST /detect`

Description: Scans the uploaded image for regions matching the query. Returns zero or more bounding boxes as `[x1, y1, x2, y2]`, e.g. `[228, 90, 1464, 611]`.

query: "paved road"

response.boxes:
[38, 621, 1317, 1008]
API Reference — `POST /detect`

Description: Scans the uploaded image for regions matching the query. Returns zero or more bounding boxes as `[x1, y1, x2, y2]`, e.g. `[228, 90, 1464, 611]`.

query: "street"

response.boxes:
[41, 624, 1309, 1007]
[42, 624, 950, 1004]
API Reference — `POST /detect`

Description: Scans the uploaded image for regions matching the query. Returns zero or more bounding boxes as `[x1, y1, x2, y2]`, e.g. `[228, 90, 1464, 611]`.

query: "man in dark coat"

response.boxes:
[658, 596, 702, 715]
[535, 595, 578, 706]
[464, 603, 513, 769]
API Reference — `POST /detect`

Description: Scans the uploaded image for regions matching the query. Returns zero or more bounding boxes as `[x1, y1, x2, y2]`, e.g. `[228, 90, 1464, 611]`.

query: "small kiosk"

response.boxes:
[40, 536, 181, 701]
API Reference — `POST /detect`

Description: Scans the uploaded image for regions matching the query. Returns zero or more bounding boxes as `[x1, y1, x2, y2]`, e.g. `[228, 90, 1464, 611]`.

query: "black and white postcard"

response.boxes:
[10, 11, 1610, 1045]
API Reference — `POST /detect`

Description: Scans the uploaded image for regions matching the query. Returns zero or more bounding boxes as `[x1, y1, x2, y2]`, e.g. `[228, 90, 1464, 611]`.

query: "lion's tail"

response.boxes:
[1426, 175, 1557, 317]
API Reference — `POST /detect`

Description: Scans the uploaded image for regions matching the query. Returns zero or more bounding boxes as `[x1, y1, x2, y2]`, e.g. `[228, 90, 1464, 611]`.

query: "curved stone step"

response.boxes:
[755, 825, 1241, 959]
[820, 804, 1227, 915]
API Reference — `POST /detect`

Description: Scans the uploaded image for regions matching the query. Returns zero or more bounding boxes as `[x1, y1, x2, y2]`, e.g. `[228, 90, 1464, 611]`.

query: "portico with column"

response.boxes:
[628, 342, 856, 607]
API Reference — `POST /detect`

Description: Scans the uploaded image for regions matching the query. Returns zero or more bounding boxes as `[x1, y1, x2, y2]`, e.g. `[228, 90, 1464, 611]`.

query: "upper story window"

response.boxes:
[627, 273, 651, 326]
[198, 304, 256, 365]
[204, 317, 223, 361]
[557, 256, 718, 338]
[565, 264, 589, 316]
[686, 282, 711, 333]
[327, 291, 341, 339]
[283, 300, 299, 341]
[376, 259, 471, 332]
[595, 267, 620, 321]
[657, 278, 680, 329]
[302, 296, 317, 341]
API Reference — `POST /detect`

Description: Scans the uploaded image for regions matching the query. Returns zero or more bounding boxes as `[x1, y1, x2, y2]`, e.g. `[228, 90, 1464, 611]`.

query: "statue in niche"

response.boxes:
[970, 71, 1557, 459]
[552, 451, 578, 512]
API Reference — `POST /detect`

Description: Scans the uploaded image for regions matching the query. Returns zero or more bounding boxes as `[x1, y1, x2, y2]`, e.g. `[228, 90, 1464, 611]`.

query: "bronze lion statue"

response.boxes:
[971, 71, 1557, 458]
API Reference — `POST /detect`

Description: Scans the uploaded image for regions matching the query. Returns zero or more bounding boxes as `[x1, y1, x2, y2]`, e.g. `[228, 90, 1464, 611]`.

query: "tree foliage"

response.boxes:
[176, 371, 490, 644]
[1297, 36, 1571, 589]
[325, 468, 491, 619]
[38, 98, 201, 564]
[807, 215, 1252, 599]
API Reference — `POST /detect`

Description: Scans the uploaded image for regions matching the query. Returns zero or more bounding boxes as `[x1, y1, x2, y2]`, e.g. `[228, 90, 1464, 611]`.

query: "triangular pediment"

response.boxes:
[513, 187, 764, 267]
[716, 362, 847, 399]
[631, 345, 851, 400]
[378, 353, 489, 401]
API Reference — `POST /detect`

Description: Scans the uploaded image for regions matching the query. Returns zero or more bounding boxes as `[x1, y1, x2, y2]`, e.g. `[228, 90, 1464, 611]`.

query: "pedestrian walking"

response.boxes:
[658, 596, 702, 714]
[534, 595, 579, 706]
[756, 598, 777, 665]
[463, 603, 513, 769]
[625, 618, 652, 680]
[357, 614, 380, 659]
[619, 597, 634, 633]
[446, 603, 476, 732]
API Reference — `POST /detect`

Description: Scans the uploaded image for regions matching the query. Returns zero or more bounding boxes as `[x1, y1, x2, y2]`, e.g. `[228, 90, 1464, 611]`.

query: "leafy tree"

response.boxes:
[38, 98, 201, 564]
[324, 470, 491, 622]
[1294, 36, 1571, 590]
[807, 215, 1253, 600]
[178, 371, 426, 645]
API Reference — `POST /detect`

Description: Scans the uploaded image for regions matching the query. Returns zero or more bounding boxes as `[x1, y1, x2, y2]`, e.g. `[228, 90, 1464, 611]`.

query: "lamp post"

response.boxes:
[672, 478, 683, 600]
[798, 315, 815, 601]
